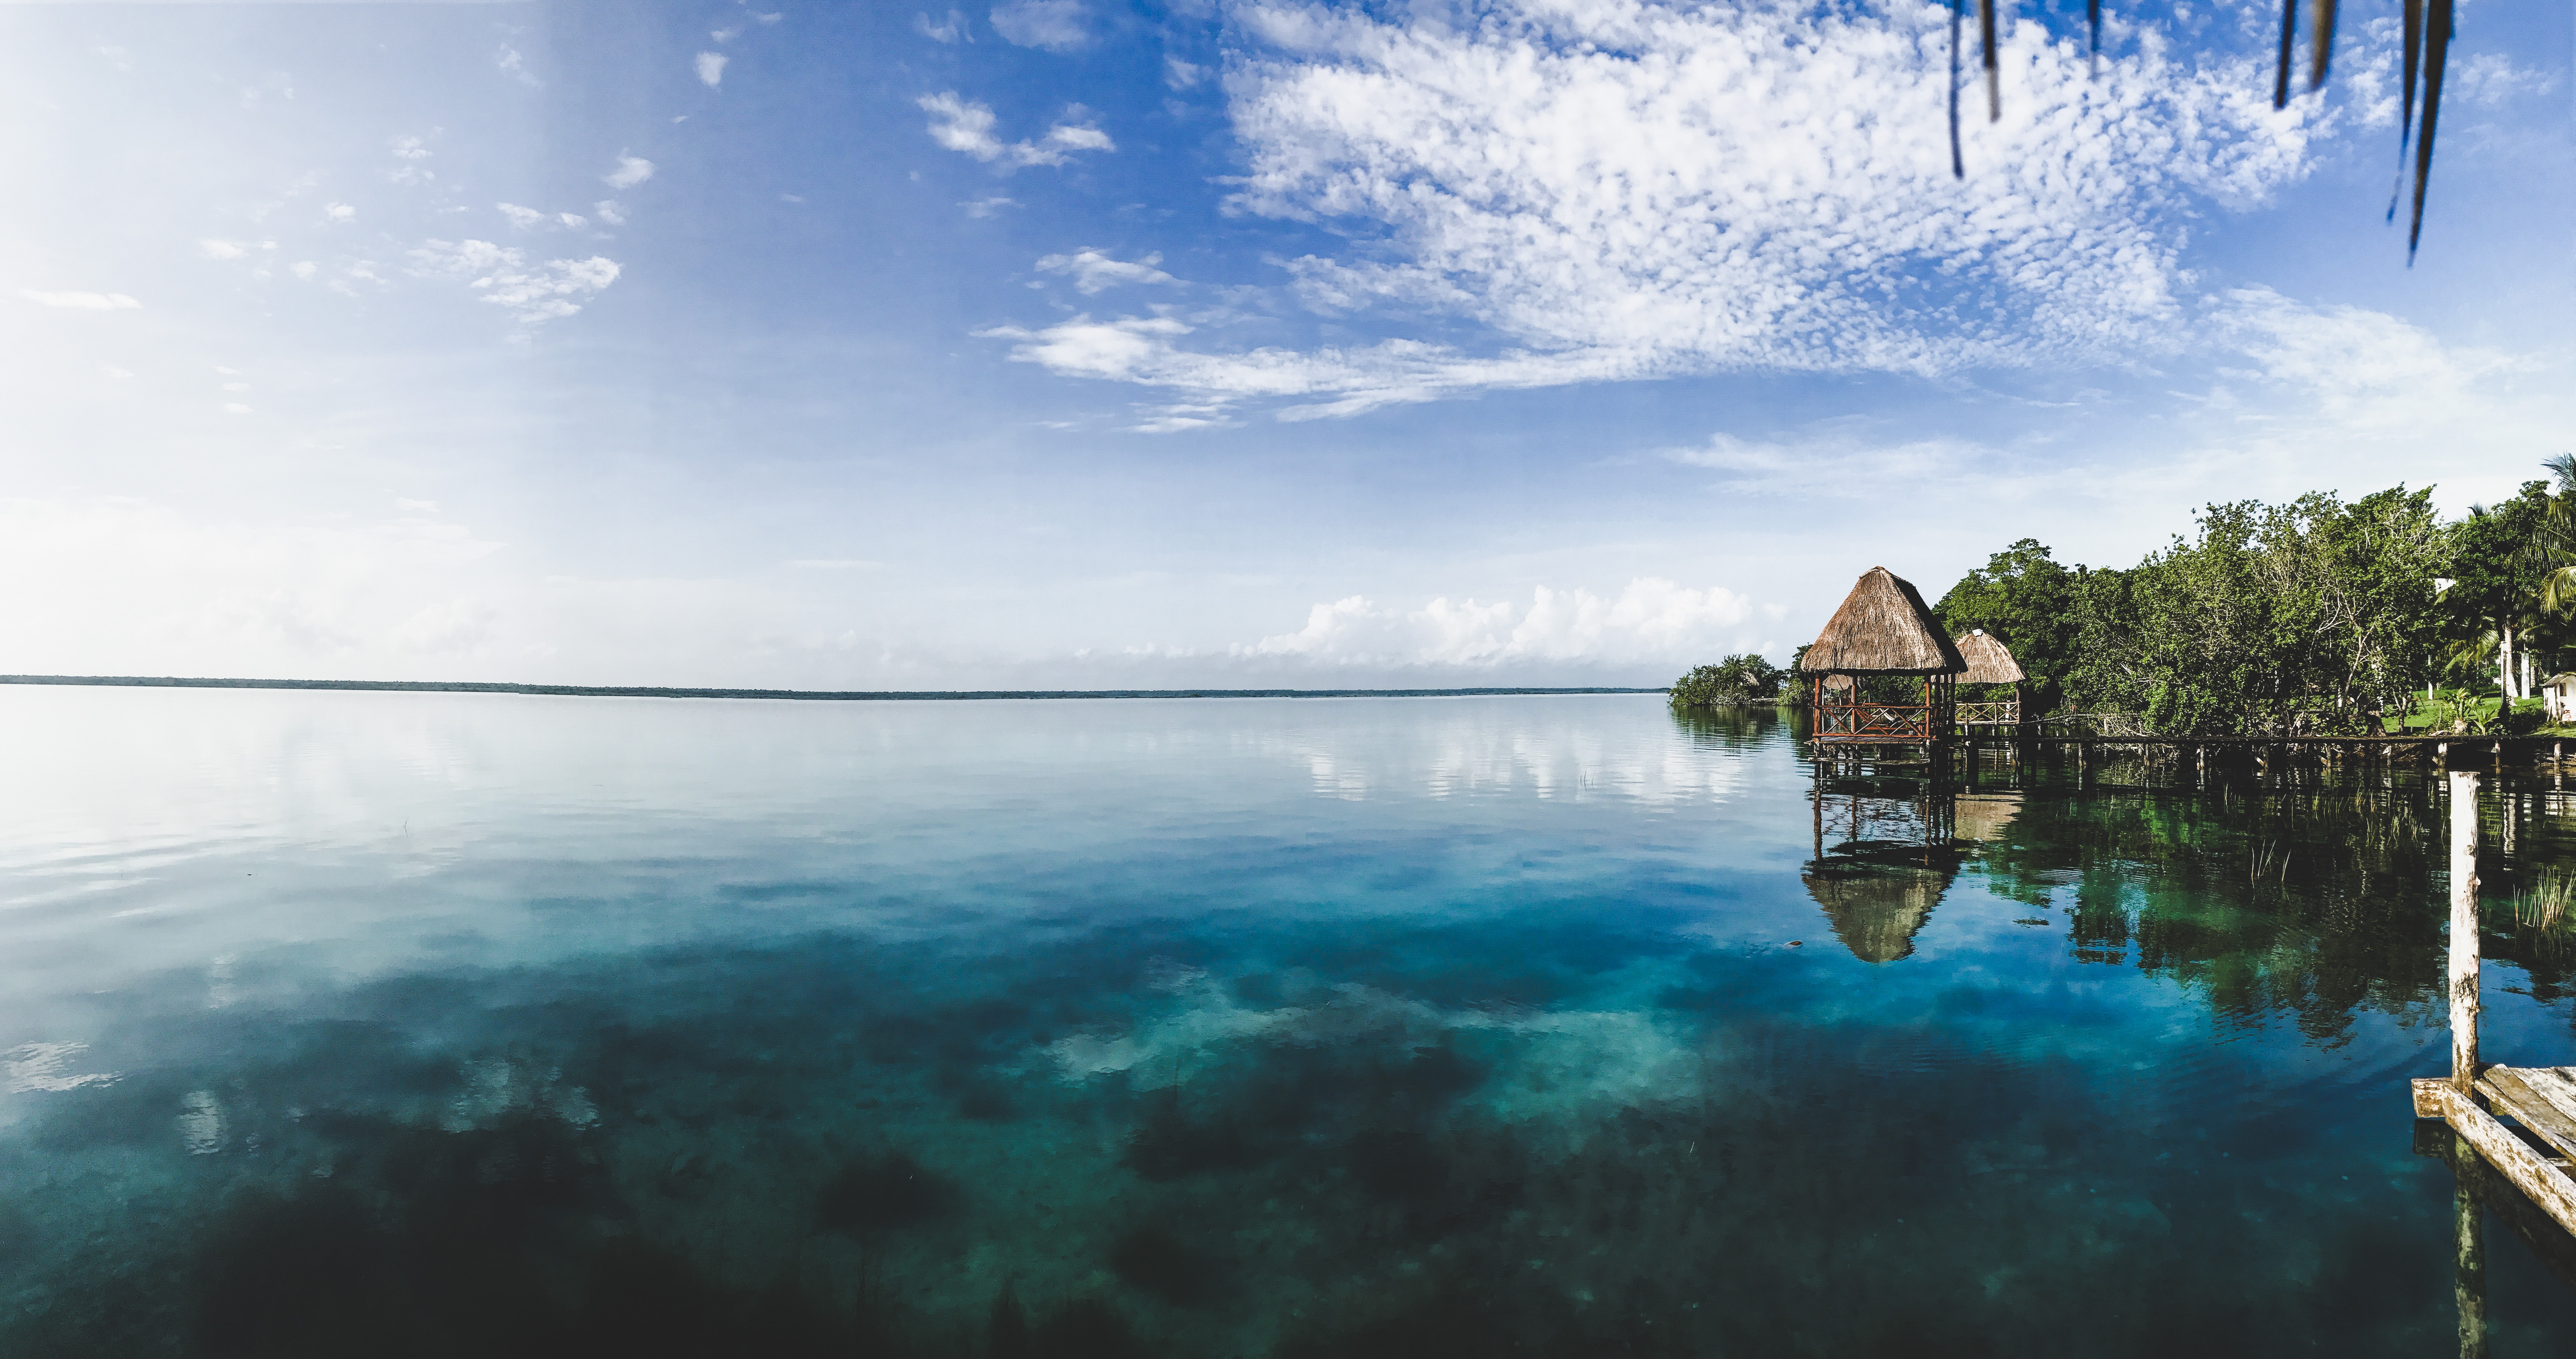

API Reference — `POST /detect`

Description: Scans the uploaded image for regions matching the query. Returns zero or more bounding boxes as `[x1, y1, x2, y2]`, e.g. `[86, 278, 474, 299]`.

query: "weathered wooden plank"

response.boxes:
[2421, 1080, 2576, 1239]
[2479, 1070, 2576, 1162]
[2510, 1065, 2576, 1125]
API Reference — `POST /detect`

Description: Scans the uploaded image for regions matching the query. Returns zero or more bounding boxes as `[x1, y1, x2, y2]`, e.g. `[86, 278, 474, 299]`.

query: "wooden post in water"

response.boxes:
[2450, 770, 2481, 1091]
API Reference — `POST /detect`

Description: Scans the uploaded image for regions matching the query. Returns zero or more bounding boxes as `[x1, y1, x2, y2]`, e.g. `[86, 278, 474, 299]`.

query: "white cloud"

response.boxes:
[695, 52, 728, 87]
[991, 0, 2326, 418]
[1664, 429, 1983, 497]
[496, 45, 538, 87]
[395, 498, 441, 513]
[919, 92, 1007, 157]
[323, 201, 355, 222]
[1045, 123, 1113, 153]
[0, 497, 508, 669]
[408, 239, 622, 325]
[2221, 288, 2526, 425]
[21, 290, 141, 310]
[1128, 401, 1238, 434]
[755, 12, 783, 24]
[918, 92, 1115, 170]
[916, 10, 970, 43]
[710, 27, 741, 44]
[496, 204, 592, 232]
[593, 200, 628, 226]
[1244, 578, 1759, 667]
[990, 0, 1087, 51]
[198, 239, 247, 260]
[978, 312, 1640, 420]
[290, 261, 317, 279]
[1165, 55, 1205, 89]
[786, 558, 885, 570]
[604, 154, 655, 190]
[2451, 53, 2556, 106]
[1035, 248, 1178, 295]
[385, 134, 436, 185]
[961, 196, 1018, 217]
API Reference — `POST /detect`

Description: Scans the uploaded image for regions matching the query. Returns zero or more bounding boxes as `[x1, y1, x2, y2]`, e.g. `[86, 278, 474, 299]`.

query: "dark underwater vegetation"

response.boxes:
[3, 689, 2574, 1355]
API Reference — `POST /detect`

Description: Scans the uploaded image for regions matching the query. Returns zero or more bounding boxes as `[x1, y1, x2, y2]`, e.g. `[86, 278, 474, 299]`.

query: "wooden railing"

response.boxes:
[1816, 702, 1945, 739]
[1955, 700, 2020, 725]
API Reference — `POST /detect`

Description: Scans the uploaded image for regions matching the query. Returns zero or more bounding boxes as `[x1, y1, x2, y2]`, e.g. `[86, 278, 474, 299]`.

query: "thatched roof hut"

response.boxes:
[1802, 864, 1952, 963]
[1952, 629, 2025, 684]
[1800, 567, 1965, 675]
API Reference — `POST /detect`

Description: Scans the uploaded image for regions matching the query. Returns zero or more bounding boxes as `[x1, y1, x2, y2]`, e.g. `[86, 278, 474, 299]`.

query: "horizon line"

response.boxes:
[0, 675, 1672, 702]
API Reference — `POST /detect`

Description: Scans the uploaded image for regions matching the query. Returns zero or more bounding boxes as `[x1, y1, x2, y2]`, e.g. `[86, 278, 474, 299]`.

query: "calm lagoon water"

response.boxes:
[4, 687, 2573, 1355]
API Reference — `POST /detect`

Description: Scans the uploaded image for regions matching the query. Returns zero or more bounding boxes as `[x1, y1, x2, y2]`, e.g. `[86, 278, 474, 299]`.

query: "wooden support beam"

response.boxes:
[2479, 1069, 2576, 1162]
[2415, 1080, 2576, 1240]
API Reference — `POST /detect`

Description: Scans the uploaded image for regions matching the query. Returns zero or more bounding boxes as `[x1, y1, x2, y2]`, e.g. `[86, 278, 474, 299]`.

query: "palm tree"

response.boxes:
[2535, 453, 2576, 617]
[1958, 2, 2455, 260]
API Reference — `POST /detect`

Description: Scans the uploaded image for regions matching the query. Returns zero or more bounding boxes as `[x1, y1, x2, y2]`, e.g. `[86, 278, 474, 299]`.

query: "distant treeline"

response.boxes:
[0, 676, 1665, 702]
[1929, 466, 2576, 736]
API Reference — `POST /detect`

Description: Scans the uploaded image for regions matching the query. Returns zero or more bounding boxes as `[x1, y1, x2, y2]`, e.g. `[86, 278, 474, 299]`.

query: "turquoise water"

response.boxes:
[2, 688, 2571, 1354]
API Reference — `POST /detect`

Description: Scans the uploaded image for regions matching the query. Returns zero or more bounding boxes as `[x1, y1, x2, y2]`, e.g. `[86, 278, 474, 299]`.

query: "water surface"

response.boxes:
[3, 688, 2571, 1354]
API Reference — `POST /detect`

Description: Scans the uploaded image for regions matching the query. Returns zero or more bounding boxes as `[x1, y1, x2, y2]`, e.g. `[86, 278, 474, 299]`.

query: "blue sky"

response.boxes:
[5, 0, 2571, 687]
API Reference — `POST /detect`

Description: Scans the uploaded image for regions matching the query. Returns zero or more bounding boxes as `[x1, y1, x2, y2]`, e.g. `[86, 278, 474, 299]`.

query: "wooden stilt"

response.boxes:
[2451, 770, 2481, 1089]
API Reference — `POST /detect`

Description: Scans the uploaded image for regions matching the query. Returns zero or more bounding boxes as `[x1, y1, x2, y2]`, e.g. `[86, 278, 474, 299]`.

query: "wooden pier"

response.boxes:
[2403, 768, 2576, 1352]
[1946, 733, 2576, 775]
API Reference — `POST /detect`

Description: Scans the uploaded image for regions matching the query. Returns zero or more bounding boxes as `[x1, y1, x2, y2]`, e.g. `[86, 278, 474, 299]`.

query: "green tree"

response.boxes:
[1933, 538, 2077, 710]
[1957, 489, 2446, 735]
[1669, 654, 1785, 707]
[2443, 481, 2552, 700]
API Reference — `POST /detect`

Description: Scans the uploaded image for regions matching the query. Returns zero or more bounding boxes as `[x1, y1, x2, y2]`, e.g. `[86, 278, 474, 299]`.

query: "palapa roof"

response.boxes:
[1952, 629, 2026, 684]
[1800, 567, 1965, 675]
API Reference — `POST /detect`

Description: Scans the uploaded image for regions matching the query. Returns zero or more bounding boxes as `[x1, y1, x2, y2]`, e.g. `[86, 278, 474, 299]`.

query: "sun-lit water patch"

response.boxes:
[0, 689, 2570, 1355]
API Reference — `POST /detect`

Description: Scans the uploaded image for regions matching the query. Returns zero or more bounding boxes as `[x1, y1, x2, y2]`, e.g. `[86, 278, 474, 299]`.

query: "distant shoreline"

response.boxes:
[0, 675, 1668, 702]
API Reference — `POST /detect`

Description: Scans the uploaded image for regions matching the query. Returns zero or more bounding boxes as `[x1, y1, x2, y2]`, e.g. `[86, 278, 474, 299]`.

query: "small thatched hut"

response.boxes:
[1952, 629, 2024, 685]
[1801, 567, 1964, 744]
[1951, 628, 2026, 726]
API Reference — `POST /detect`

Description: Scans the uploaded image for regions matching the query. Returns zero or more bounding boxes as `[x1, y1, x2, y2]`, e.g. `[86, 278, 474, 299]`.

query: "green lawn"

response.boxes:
[2391, 693, 2576, 736]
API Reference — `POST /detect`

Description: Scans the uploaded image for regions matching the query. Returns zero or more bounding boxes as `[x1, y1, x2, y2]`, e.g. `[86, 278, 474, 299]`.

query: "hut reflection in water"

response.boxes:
[1803, 770, 2000, 964]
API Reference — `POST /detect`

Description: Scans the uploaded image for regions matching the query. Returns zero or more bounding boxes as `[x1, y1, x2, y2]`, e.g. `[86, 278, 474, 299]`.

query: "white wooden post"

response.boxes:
[2450, 770, 2481, 1090]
